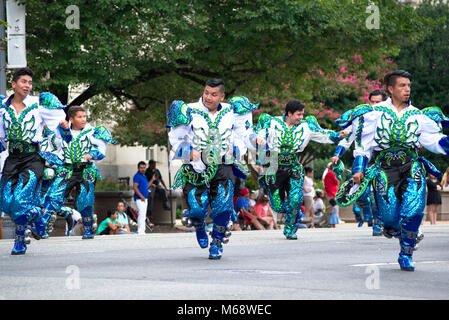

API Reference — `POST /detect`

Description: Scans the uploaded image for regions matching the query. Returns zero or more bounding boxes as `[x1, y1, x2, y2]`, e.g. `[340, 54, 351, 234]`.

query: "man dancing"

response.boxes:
[335, 70, 449, 271]
[0, 68, 67, 255]
[167, 79, 257, 260]
[254, 99, 348, 240]
[332, 90, 387, 236]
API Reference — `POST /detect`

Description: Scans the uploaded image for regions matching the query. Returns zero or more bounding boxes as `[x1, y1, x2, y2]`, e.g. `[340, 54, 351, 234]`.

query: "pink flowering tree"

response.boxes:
[246, 55, 397, 169]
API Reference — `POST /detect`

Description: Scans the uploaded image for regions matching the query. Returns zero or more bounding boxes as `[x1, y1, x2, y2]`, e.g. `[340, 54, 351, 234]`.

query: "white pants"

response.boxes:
[136, 198, 148, 235]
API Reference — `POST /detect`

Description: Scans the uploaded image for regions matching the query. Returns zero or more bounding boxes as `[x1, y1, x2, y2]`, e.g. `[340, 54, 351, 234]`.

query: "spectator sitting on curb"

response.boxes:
[253, 194, 279, 230]
[96, 210, 121, 235]
[235, 188, 265, 230]
[116, 200, 135, 234]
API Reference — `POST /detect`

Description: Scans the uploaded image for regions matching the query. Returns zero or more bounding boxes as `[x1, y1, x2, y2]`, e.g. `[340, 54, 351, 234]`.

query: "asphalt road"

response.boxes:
[1, 224, 448, 301]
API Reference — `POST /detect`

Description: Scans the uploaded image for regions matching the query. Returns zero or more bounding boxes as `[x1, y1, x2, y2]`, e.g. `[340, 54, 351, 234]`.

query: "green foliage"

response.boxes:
[393, 0, 449, 173]
[95, 177, 130, 191]
[22, 0, 430, 147]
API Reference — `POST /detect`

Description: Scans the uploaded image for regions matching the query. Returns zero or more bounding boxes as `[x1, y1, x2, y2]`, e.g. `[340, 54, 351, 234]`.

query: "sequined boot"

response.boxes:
[80, 207, 94, 239]
[11, 216, 29, 255]
[398, 228, 418, 271]
[283, 212, 298, 240]
[192, 219, 209, 249]
[208, 213, 232, 260]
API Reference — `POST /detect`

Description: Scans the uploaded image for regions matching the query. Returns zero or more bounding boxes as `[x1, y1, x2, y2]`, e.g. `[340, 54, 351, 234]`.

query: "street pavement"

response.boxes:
[1, 223, 448, 300]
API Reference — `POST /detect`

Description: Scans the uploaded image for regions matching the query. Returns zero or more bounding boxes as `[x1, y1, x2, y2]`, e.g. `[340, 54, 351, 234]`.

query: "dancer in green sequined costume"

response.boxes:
[255, 100, 349, 240]
[335, 70, 449, 271]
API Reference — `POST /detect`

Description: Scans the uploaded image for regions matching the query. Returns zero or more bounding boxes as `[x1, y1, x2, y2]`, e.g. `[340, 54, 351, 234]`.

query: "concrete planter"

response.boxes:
[151, 189, 183, 226]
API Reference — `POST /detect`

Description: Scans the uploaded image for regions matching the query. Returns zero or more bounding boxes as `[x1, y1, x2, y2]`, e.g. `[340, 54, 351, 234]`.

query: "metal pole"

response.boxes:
[165, 96, 174, 227]
[0, 0, 7, 96]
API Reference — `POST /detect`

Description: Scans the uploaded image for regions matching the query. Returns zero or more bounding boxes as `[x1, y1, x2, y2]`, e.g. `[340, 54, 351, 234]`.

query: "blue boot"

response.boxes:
[11, 216, 29, 255]
[283, 212, 298, 240]
[209, 238, 223, 260]
[192, 219, 209, 249]
[80, 207, 94, 239]
[372, 218, 382, 236]
[398, 229, 418, 271]
[208, 213, 232, 260]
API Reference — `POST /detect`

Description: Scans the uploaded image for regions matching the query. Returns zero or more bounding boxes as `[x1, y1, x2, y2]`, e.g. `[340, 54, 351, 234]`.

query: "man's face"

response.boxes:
[388, 77, 411, 105]
[12, 75, 32, 98]
[117, 202, 125, 213]
[288, 110, 304, 125]
[202, 85, 224, 111]
[369, 94, 383, 105]
[69, 111, 87, 130]
[138, 164, 146, 174]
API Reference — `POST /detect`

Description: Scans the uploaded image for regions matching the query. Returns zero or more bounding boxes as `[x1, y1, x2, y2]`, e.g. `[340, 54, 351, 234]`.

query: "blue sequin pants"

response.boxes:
[372, 156, 425, 262]
[43, 166, 96, 237]
[259, 164, 304, 238]
[183, 164, 235, 253]
[0, 151, 46, 253]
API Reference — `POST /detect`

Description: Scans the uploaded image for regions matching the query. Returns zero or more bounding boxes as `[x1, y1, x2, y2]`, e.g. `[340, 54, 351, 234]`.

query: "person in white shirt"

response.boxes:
[336, 70, 449, 271]
[168, 79, 257, 260]
[0, 68, 67, 255]
[254, 100, 348, 240]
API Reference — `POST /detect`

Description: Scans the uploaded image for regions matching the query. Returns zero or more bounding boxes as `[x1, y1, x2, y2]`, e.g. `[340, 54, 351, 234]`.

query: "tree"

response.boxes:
[21, 0, 430, 148]
[394, 0, 449, 173]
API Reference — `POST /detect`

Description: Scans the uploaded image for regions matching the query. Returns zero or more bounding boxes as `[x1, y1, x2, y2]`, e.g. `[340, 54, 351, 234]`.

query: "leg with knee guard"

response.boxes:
[184, 187, 210, 249]
[397, 177, 426, 271]
[209, 180, 234, 259]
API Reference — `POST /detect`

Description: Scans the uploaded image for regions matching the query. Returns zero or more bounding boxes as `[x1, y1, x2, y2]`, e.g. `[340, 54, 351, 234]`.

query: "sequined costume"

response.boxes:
[335, 99, 449, 271]
[41, 123, 115, 239]
[334, 134, 381, 235]
[255, 113, 345, 239]
[168, 96, 257, 259]
[0, 93, 67, 255]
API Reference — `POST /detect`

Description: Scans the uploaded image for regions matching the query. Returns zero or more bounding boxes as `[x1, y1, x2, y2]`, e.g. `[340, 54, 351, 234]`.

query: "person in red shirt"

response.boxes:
[323, 163, 340, 199]
[253, 195, 278, 230]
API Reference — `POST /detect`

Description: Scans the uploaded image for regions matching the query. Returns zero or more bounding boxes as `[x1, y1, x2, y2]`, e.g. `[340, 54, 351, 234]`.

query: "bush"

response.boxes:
[95, 178, 130, 191]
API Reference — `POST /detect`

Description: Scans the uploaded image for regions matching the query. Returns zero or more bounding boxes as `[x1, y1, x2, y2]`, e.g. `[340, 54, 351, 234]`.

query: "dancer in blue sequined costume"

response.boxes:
[0, 68, 67, 255]
[331, 90, 387, 236]
[167, 79, 257, 260]
[41, 105, 115, 239]
[335, 70, 449, 271]
[254, 100, 349, 240]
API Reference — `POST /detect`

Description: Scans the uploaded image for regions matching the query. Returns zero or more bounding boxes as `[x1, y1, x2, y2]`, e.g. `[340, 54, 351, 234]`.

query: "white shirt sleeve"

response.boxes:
[418, 114, 448, 155]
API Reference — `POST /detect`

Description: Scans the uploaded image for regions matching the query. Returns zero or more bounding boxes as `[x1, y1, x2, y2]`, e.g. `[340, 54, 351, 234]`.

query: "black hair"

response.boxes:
[329, 198, 337, 207]
[285, 99, 305, 116]
[107, 209, 116, 218]
[138, 161, 146, 168]
[117, 199, 125, 206]
[12, 67, 34, 83]
[205, 78, 225, 93]
[384, 70, 412, 94]
[148, 159, 156, 165]
[304, 166, 313, 174]
[67, 105, 86, 119]
[368, 90, 387, 102]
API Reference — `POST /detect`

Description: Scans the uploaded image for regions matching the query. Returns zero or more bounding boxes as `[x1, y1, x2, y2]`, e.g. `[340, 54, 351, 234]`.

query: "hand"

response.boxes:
[253, 137, 266, 146]
[83, 154, 93, 161]
[140, 196, 146, 202]
[59, 120, 69, 130]
[190, 150, 200, 161]
[331, 156, 340, 165]
[353, 172, 364, 185]
[339, 130, 350, 138]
